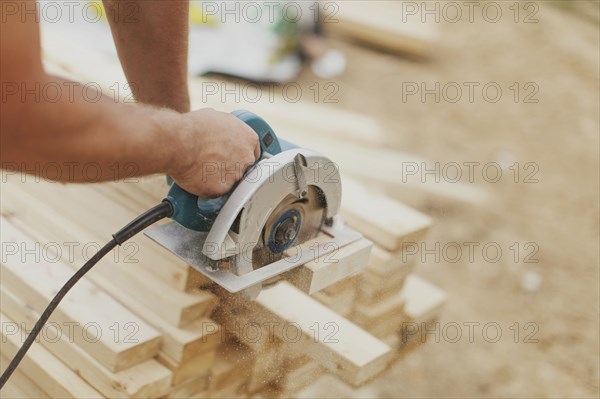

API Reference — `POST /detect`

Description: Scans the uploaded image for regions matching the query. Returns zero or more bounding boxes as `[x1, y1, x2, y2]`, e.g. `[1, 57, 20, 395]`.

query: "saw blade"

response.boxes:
[252, 185, 326, 269]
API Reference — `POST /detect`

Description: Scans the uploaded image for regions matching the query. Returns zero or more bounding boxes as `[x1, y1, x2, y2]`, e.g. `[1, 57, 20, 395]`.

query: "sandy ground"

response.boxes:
[292, 2, 599, 398]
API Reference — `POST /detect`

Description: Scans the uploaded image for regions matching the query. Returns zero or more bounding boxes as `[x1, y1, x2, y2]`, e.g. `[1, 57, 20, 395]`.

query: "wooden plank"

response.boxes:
[321, 0, 439, 58]
[157, 350, 216, 386]
[284, 238, 372, 294]
[341, 177, 433, 251]
[278, 356, 323, 394]
[165, 374, 210, 399]
[211, 305, 278, 353]
[0, 216, 162, 372]
[396, 276, 447, 350]
[357, 269, 412, 307]
[1, 180, 218, 328]
[0, 288, 173, 399]
[246, 281, 393, 386]
[353, 289, 405, 330]
[246, 343, 286, 393]
[1, 186, 222, 363]
[356, 247, 415, 306]
[312, 276, 359, 317]
[157, 318, 222, 363]
[0, 313, 103, 399]
[209, 342, 253, 393]
[367, 245, 416, 277]
[400, 275, 447, 324]
[0, 380, 30, 399]
[0, 355, 50, 399]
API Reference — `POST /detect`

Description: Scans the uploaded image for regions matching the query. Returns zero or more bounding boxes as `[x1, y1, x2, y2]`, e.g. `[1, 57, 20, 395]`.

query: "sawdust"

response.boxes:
[293, 3, 599, 398]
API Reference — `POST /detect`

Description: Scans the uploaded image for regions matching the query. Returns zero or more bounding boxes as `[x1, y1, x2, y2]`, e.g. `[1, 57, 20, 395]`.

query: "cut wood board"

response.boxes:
[0, 216, 162, 372]
[321, 0, 439, 58]
[0, 288, 173, 399]
[284, 237, 372, 294]
[247, 281, 393, 386]
[0, 313, 103, 399]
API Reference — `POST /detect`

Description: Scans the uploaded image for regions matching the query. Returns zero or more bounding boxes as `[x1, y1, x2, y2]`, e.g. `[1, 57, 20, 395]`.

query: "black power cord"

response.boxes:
[0, 200, 173, 389]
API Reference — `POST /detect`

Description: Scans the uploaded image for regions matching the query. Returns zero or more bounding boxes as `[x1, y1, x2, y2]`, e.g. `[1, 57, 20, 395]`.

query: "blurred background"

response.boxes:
[34, 0, 600, 397]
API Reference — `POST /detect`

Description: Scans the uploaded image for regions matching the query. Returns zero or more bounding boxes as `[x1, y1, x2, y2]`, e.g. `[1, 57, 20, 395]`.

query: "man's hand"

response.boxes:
[170, 109, 261, 198]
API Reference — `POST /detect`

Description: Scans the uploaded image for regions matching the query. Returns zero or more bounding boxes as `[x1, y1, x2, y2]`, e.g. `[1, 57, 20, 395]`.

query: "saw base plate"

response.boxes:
[144, 219, 361, 293]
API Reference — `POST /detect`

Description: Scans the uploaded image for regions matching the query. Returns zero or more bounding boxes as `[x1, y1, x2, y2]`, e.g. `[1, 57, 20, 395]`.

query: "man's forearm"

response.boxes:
[103, 0, 190, 113]
[1, 75, 187, 183]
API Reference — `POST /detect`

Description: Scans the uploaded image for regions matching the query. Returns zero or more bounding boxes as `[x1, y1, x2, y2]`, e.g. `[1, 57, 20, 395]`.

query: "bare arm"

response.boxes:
[102, 0, 190, 112]
[1, 2, 258, 197]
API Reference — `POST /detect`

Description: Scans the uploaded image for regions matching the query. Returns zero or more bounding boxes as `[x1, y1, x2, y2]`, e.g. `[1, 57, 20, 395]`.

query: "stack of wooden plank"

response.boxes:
[0, 173, 442, 398]
[0, 24, 455, 399]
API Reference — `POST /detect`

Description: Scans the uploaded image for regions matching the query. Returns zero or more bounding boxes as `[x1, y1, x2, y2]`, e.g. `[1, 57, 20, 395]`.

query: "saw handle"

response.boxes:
[164, 110, 282, 232]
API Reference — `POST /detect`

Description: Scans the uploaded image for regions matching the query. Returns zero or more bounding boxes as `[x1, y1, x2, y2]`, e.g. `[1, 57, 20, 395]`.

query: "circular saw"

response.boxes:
[145, 110, 362, 299]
